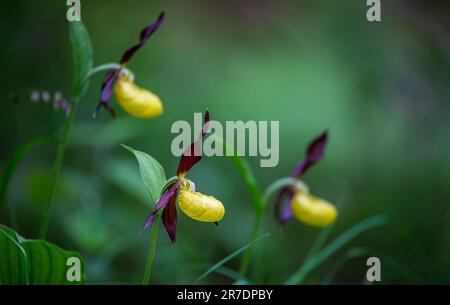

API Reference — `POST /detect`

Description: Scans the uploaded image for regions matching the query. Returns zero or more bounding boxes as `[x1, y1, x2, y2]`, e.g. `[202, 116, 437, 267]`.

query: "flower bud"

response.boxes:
[113, 76, 163, 119]
[178, 187, 225, 222]
[291, 192, 337, 227]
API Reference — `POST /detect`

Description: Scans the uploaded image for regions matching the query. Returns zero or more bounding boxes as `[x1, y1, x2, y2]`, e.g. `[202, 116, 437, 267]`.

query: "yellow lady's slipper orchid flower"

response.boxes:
[142, 111, 225, 244]
[178, 184, 225, 223]
[275, 131, 338, 227]
[114, 74, 163, 119]
[94, 12, 165, 119]
[291, 191, 337, 227]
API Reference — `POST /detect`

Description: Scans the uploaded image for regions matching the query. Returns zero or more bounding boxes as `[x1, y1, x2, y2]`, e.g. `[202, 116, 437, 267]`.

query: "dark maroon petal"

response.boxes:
[140, 179, 180, 233]
[93, 70, 118, 119]
[119, 12, 165, 64]
[292, 131, 328, 178]
[177, 110, 210, 176]
[92, 101, 116, 119]
[162, 193, 177, 244]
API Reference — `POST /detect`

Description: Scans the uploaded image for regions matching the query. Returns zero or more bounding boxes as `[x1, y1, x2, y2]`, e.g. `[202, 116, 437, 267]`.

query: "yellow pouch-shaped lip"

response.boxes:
[178, 187, 225, 222]
[291, 192, 337, 227]
[113, 77, 163, 119]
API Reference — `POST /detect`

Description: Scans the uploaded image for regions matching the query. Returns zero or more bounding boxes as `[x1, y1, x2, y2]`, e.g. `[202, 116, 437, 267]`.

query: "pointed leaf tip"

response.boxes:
[124, 145, 167, 206]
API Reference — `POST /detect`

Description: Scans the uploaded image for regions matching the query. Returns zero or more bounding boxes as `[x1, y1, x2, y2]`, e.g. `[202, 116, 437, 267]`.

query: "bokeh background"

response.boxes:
[1, 0, 449, 284]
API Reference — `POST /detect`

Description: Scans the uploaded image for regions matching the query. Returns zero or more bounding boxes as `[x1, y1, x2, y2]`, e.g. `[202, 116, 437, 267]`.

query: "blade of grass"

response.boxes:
[303, 225, 333, 263]
[0, 136, 56, 211]
[192, 264, 249, 283]
[321, 246, 422, 284]
[321, 247, 373, 284]
[238, 217, 262, 276]
[285, 215, 388, 284]
[195, 232, 270, 283]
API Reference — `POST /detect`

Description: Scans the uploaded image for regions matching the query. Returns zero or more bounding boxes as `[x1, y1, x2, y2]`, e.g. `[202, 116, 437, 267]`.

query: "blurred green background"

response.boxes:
[1, 0, 449, 284]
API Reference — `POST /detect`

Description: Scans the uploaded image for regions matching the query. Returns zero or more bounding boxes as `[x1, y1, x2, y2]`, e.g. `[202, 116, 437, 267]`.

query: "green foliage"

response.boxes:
[2, 1, 446, 284]
[69, 21, 93, 98]
[0, 136, 56, 210]
[122, 145, 167, 206]
[321, 247, 373, 284]
[0, 225, 85, 285]
[195, 233, 270, 283]
[214, 135, 264, 218]
[285, 215, 388, 284]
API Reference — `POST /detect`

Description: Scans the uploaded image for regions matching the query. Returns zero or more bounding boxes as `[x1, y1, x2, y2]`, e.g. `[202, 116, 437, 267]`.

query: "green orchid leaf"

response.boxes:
[0, 225, 85, 285]
[122, 145, 167, 206]
[69, 20, 93, 98]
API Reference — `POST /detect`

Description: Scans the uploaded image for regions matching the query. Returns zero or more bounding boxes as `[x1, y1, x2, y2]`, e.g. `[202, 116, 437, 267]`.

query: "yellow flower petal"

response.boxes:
[291, 192, 337, 227]
[113, 77, 163, 119]
[178, 187, 225, 222]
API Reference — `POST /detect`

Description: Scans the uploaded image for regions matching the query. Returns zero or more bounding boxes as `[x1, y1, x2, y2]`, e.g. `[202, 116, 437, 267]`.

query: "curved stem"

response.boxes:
[39, 98, 79, 239]
[84, 63, 122, 81]
[261, 177, 297, 205]
[159, 176, 179, 195]
[142, 215, 159, 285]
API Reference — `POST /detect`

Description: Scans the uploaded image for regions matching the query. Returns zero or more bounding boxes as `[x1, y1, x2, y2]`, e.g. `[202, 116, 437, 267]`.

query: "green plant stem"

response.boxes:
[84, 62, 122, 81]
[39, 98, 79, 239]
[238, 177, 300, 278]
[215, 136, 266, 278]
[238, 216, 262, 277]
[261, 177, 297, 204]
[142, 215, 159, 285]
[215, 135, 263, 217]
[303, 225, 333, 263]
